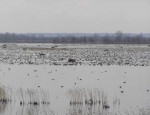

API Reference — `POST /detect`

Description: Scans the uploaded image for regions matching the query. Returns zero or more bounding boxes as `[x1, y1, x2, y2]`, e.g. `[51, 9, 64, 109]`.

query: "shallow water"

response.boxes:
[0, 64, 150, 115]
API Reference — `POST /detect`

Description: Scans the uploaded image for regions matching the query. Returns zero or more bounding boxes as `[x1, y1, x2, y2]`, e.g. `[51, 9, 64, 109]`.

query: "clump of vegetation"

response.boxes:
[66, 88, 109, 109]
[16, 88, 50, 105]
[0, 86, 7, 103]
[0, 85, 13, 104]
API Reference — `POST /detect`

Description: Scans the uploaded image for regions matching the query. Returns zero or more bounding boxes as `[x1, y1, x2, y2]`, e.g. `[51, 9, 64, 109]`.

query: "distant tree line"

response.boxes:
[0, 31, 150, 44]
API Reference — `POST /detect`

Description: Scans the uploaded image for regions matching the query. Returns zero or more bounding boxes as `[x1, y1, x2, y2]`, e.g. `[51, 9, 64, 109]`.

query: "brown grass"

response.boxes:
[0, 86, 7, 103]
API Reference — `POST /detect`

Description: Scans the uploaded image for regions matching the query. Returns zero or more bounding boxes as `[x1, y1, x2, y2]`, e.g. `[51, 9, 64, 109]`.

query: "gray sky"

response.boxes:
[0, 0, 150, 33]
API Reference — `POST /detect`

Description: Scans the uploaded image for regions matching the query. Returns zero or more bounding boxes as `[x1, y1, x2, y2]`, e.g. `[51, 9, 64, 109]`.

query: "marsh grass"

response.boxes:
[0, 84, 149, 115]
[0, 84, 13, 104]
[66, 88, 110, 109]
[40, 89, 50, 104]
[0, 86, 7, 103]
[16, 88, 50, 105]
[16, 88, 26, 105]
[113, 94, 120, 109]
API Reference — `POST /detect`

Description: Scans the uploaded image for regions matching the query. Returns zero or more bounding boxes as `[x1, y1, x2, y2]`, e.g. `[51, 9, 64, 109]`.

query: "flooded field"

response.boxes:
[0, 44, 150, 115]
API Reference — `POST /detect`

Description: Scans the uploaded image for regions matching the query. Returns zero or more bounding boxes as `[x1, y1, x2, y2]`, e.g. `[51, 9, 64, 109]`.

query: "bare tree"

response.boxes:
[116, 31, 123, 44]
[102, 34, 110, 44]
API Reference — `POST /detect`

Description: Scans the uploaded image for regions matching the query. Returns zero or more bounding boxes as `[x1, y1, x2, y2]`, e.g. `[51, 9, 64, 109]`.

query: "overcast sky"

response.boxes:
[0, 0, 150, 33]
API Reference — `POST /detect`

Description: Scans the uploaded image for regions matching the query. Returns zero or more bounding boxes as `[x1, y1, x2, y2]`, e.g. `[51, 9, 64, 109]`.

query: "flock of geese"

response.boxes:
[0, 44, 150, 66]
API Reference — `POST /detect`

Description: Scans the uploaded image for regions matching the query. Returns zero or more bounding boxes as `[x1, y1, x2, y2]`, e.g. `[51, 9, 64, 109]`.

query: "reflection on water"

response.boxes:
[0, 102, 54, 115]
[68, 104, 109, 115]
[16, 104, 53, 115]
[0, 103, 7, 114]
[0, 102, 149, 115]
[0, 102, 15, 115]
[0, 102, 110, 115]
